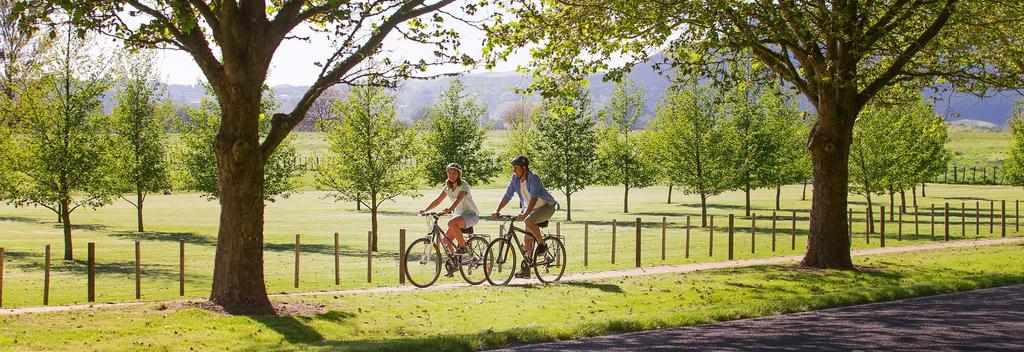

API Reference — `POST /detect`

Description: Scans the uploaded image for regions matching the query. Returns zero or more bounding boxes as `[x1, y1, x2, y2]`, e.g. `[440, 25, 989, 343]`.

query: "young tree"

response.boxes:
[759, 85, 810, 211]
[0, 0, 48, 104]
[32, 0, 475, 313]
[1002, 102, 1024, 187]
[1, 29, 117, 260]
[533, 83, 598, 221]
[110, 54, 171, 233]
[317, 86, 420, 251]
[419, 78, 498, 186]
[647, 78, 731, 227]
[174, 86, 303, 202]
[483, 0, 1024, 269]
[850, 93, 949, 231]
[719, 61, 773, 217]
[595, 79, 657, 213]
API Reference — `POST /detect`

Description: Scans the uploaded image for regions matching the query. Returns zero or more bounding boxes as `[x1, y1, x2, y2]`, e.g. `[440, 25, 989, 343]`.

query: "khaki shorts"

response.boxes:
[525, 203, 556, 225]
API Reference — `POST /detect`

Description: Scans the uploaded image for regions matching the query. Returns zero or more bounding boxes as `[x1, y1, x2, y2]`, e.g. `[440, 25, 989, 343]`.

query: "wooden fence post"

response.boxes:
[1002, 200, 1006, 237]
[179, 240, 185, 296]
[584, 223, 589, 266]
[990, 200, 995, 233]
[898, 209, 903, 241]
[685, 216, 691, 259]
[661, 217, 666, 261]
[334, 232, 340, 285]
[44, 245, 50, 305]
[556, 221, 561, 238]
[294, 234, 301, 288]
[709, 215, 715, 257]
[728, 214, 735, 260]
[87, 243, 95, 303]
[791, 211, 796, 250]
[0, 247, 4, 307]
[135, 241, 141, 300]
[880, 206, 886, 248]
[960, 202, 966, 237]
[931, 204, 936, 239]
[976, 202, 981, 236]
[914, 205, 919, 236]
[399, 229, 406, 285]
[612, 219, 617, 264]
[1017, 200, 1020, 233]
[749, 213, 756, 253]
[635, 218, 642, 268]
[944, 203, 950, 242]
[772, 211, 777, 252]
[367, 231, 373, 283]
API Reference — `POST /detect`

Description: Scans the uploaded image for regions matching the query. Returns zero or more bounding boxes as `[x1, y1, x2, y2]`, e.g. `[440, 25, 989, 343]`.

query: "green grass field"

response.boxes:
[0, 130, 1021, 310]
[0, 242, 1021, 351]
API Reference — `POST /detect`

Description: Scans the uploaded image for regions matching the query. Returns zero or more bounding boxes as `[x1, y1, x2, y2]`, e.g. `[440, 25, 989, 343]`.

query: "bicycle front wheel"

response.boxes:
[405, 238, 441, 288]
[459, 236, 489, 285]
[484, 238, 516, 286]
[533, 236, 566, 283]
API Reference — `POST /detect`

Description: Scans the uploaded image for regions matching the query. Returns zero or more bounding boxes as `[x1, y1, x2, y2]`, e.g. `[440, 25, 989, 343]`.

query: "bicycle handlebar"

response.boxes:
[494, 214, 518, 221]
[419, 211, 447, 218]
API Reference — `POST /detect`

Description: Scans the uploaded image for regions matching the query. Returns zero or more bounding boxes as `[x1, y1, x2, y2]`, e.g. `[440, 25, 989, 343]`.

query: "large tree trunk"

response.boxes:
[208, 85, 274, 315]
[61, 200, 73, 260]
[137, 190, 145, 232]
[57, 203, 62, 223]
[700, 193, 708, 227]
[800, 102, 854, 269]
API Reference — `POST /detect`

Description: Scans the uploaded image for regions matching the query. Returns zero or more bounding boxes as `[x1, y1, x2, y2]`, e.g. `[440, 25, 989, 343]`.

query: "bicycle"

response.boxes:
[403, 211, 489, 288]
[483, 214, 566, 285]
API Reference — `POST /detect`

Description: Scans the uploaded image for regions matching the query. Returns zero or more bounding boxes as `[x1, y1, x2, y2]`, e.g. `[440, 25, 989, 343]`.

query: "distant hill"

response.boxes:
[147, 57, 1020, 128]
[947, 119, 1003, 132]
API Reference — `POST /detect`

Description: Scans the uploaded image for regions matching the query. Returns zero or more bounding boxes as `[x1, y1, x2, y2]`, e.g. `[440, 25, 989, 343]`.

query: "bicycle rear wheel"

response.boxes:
[484, 238, 517, 286]
[405, 238, 441, 288]
[459, 236, 489, 285]
[533, 236, 566, 283]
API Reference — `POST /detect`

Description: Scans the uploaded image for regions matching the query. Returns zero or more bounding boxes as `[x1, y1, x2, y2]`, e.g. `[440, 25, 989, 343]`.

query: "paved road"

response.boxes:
[499, 284, 1024, 351]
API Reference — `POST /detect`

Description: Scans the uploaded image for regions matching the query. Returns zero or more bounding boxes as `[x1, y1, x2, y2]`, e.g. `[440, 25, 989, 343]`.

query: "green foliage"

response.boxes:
[646, 78, 731, 224]
[0, 31, 117, 220]
[109, 54, 171, 205]
[419, 79, 498, 186]
[757, 85, 811, 190]
[316, 86, 420, 208]
[1000, 101, 1024, 186]
[850, 93, 950, 202]
[173, 86, 302, 202]
[595, 79, 658, 213]
[533, 83, 598, 220]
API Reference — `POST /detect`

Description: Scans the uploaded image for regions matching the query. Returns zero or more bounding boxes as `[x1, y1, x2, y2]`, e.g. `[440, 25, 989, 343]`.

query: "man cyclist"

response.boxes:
[491, 155, 558, 278]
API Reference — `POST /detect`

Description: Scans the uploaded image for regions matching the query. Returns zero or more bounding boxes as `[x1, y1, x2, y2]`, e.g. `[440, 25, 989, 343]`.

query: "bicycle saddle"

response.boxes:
[461, 226, 474, 234]
[536, 221, 549, 228]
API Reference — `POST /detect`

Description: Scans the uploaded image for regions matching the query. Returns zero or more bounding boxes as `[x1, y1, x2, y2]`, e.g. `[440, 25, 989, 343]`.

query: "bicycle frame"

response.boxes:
[494, 218, 544, 266]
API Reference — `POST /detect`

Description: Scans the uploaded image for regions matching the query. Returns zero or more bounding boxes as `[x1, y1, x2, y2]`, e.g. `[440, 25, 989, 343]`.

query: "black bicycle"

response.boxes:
[483, 214, 566, 285]
[403, 212, 489, 288]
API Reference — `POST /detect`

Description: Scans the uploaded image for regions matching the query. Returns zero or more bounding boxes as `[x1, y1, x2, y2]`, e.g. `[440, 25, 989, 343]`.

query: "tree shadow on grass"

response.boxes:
[250, 315, 326, 344]
[13, 258, 198, 281]
[0, 216, 38, 223]
[111, 231, 216, 246]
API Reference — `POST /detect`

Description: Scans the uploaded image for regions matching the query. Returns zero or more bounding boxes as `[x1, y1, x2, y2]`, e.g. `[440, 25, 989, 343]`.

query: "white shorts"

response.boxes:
[458, 212, 480, 228]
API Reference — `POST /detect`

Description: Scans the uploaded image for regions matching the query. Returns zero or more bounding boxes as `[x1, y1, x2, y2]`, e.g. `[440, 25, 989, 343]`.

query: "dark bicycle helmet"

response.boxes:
[510, 155, 529, 167]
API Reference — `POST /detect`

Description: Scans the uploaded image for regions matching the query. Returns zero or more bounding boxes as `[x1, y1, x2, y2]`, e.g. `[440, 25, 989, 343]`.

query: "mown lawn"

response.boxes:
[0, 243, 1021, 351]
